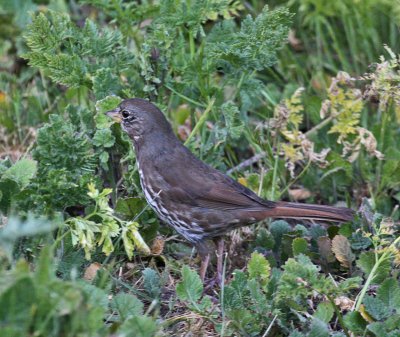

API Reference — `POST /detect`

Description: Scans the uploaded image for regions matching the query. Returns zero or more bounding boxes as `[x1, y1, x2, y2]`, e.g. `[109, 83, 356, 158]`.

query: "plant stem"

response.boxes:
[164, 84, 206, 107]
[270, 144, 280, 201]
[279, 159, 312, 198]
[304, 116, 333, 138]
[189, 30, 195, 59]
[184, 98, 215, 145]
[355, 234, 400, 310]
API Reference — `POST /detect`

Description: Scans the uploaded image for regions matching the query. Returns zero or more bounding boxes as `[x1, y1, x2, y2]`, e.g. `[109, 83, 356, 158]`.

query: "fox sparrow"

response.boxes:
[107, 98, 354, 282]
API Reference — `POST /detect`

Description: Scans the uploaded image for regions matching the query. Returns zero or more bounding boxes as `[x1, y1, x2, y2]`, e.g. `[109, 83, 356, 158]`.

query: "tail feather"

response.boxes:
[263, 201, 354, 223]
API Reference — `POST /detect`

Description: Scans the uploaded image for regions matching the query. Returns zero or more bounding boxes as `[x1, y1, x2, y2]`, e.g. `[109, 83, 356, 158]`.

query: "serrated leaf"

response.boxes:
[142, 268, 161, 299]
[111, 293, 144, 320]
[356, 251, 391, 284]
[367, 322, 389, 336]
[248, 252, 270, 287]
[314, 302, 334, 323]
[176, 266, 203, 303]
[95, 95, 122, 114]
[343, 312, 368, 334]
[331, 235, 355, 268]
[221, 101, 244, 139]
[120, 315, 157, 337]
[363, 296, 390, 321]
[95, 95, 123, 129]
[377, 278, 400, 311]
[223, 271, 250, 310]
[92, 67, 121, 100]
[2, 158, 37, 188]
[292, 237, 308, 256]
[308, 318, 330, 337]
[92, 128, 115, 148]
[270, 220, 291, 251]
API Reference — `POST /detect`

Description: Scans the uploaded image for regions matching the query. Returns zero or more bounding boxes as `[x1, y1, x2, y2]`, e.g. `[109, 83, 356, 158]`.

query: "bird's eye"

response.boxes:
[121, 110, 130, 119]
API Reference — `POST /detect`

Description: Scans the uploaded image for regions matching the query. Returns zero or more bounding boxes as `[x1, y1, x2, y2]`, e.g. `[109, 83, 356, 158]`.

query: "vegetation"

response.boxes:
[1, 0, 400, 336]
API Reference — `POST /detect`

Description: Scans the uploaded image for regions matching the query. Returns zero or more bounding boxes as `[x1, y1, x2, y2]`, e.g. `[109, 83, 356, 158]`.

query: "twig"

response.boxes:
[226, 151, 266, 175]
[261, 315, 278, 337]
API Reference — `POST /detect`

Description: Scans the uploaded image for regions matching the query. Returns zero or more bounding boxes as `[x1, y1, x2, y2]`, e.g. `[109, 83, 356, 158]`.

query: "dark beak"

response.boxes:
[106, 108, 122, 123]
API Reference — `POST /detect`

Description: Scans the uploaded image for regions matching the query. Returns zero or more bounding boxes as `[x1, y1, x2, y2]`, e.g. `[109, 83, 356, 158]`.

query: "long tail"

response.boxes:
[262, 201, 354, 223]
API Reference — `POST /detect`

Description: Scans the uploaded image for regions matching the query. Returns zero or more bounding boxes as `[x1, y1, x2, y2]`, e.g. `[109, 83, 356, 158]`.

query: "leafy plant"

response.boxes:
[66, 183, 150, 259]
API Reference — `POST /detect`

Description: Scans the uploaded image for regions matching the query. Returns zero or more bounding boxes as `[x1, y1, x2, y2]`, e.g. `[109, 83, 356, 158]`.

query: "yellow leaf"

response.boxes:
[238, 177, 248, 187]
[359, 304, 374, 323]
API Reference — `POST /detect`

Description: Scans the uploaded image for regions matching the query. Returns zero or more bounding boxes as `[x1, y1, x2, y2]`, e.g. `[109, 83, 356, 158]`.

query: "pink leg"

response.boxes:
[195, 242, 210, 282]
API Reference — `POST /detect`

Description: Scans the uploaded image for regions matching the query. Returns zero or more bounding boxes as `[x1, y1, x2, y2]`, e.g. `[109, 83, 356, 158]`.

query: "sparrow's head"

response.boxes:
[106, 98, 172, 141]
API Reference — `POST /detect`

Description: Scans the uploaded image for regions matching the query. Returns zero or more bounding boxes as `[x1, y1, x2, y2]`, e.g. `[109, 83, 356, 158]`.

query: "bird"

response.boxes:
[107, 98, 354, 283]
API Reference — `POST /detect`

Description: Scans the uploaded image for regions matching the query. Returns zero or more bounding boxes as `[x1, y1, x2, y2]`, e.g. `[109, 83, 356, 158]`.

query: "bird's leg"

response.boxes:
[199, 253, 210, 282]
[195, 242, 210, 282]
[214, 238, 225, 287]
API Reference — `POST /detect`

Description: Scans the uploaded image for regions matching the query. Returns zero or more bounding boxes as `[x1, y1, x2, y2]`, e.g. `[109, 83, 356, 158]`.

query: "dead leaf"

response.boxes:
[289, 188, 312, 200]
[331, 235, 355, 268]
[380, 217, 395, 235]
[151, 236, 165, 255]
[334, 296, 354, 311]
[288, 30, 303, 51]
[317, 236, 335, 263]
[83, 262, 101, 281]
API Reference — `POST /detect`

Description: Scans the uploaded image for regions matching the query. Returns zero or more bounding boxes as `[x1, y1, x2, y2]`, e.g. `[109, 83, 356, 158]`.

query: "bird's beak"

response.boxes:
[106, 108, 122, 123]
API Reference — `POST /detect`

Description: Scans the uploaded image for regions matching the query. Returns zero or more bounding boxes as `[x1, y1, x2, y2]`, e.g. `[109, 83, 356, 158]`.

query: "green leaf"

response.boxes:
[142, 268, 161, 299]
[343, 312, 368, 334]
[308, 318, 330, 337]
[356, 251, 391, 284]
[364, 295, 390, 321]
[207, 5, 292, 72]
[221, 101, 244, 139]
[92, 128, 115, 148]
[0, 215, 60, 260]
[1, 158, 37, 188]
[95, 95, 122, 115]
[377, 278, 400, 311]
[0, 277, 36, 331]
[92, 67, 121, 100]
[313, 302, 334, 323]
[269, 220, 291, 251]
[111, 293, 144, 320]
[248, 252, 270, 287]
[292, 237, 308, 256]
[176, 266, 203, 303]
[0, 179, 19, 214]
[119, 315, 158, 337]
[34, 245, 54, 285]
[223, 271, 250, 310]
[79, 282, 109, 309]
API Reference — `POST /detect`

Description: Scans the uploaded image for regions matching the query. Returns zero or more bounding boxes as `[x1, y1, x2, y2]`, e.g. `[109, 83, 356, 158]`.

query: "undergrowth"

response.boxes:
[0, 0, 400, 336]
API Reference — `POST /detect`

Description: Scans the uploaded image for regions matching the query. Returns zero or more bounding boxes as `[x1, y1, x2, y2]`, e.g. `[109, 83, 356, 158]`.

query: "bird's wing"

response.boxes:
[155, 147, 275, 211]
